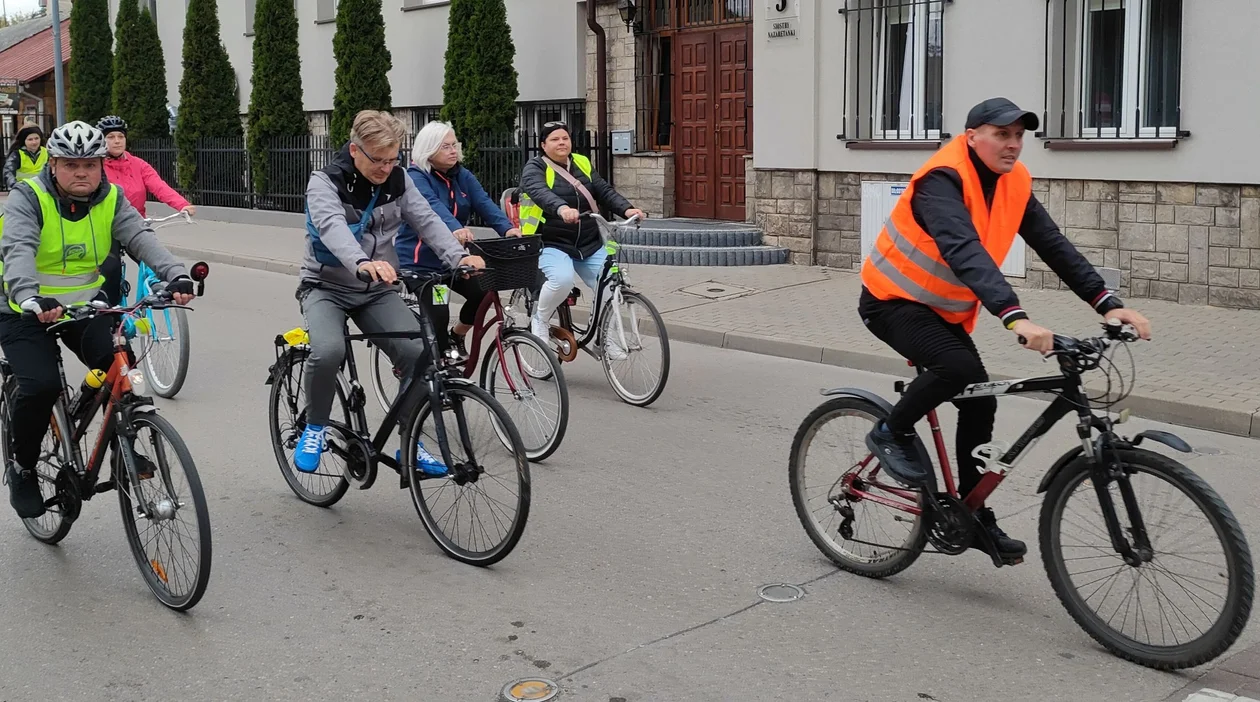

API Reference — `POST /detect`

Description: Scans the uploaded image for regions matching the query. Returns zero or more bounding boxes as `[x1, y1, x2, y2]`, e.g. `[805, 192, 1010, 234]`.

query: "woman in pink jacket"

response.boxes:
[96, 115, 196, 304]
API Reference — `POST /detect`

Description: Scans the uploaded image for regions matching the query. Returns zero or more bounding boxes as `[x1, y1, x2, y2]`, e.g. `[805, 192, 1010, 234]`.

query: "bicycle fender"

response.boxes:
[1131, 430, 1192, 453]
[1036, 447, 1085, 494]
[819, 387, 895, 415]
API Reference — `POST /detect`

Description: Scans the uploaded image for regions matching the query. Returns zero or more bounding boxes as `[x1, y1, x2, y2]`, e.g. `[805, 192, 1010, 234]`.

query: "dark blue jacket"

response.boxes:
[397, 163, 513, 272]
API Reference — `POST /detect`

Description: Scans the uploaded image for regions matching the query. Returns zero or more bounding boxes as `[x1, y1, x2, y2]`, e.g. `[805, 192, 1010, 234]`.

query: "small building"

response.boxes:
[0, 7, 71, 140]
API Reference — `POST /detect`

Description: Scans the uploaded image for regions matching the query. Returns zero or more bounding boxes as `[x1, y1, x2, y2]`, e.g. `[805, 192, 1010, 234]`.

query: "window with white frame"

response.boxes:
[838, 0, 945, 141]
[1043, 0, 1183, 139]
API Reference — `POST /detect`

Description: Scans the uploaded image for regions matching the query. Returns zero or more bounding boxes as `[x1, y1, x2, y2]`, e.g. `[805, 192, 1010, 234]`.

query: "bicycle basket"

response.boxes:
[469, 237, 544, 292]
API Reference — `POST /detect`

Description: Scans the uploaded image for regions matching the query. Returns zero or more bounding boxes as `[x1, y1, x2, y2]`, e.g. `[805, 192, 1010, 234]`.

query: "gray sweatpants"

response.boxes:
[299, 284, 426, 426]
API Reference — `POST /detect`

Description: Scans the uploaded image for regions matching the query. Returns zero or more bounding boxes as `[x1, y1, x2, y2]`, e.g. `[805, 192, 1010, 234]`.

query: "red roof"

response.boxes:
[0, 19, 71, 84]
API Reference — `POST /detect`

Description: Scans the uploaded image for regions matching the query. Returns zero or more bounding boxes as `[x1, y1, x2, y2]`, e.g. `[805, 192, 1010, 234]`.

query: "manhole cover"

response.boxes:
[501, 678, 559, 702]
[679, 281, 755, 300]
[758, 583, 805, 603]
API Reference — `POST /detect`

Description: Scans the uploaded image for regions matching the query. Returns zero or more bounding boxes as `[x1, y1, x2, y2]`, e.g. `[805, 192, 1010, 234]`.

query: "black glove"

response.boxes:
[19, 296, 62, 314]
[166, 276, 194, 296]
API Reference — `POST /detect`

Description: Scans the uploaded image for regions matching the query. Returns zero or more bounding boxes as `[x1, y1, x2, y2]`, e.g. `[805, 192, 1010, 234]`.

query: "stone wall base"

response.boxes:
[749, 165, 1260, 309]
[613, 153, 675, 218]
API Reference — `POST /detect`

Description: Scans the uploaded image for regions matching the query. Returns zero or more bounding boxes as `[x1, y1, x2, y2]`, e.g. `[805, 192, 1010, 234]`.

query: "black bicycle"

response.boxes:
[0, 266, 213, 611]
[266, 267, 531, 566]
[790, 320, 1254, 669]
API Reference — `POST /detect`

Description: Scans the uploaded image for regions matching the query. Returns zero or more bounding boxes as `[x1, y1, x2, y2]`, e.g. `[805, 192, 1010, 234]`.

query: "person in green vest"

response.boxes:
[3, 124, 48, 190]
[0, 121, 196, 520]
[518, 122, 645, 360]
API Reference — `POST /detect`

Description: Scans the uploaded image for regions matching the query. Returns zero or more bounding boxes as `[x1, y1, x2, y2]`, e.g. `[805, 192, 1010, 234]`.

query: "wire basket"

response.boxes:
[468, 236, 544, 292]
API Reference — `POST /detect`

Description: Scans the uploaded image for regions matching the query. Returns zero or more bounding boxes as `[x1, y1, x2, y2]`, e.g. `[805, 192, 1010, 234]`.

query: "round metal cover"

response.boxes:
[501, 678, 559, 702]
[758, 583, 805, 603]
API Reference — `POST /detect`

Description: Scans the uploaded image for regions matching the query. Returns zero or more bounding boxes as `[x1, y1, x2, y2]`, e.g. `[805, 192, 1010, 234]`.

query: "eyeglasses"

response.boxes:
[352, 141, 402, 168]
[543, 121, 568, 129]
[437, 141, 459, 152]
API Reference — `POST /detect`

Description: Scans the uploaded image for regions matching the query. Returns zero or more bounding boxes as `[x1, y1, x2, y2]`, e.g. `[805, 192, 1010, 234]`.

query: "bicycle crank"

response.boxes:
[923, 492, 975, 556]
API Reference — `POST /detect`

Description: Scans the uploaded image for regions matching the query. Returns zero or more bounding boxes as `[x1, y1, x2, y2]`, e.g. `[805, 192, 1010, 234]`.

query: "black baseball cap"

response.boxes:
[965, 98, 1039, 131]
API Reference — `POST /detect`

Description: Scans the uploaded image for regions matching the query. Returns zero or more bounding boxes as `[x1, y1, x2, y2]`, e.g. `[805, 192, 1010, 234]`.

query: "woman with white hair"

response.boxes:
[396, 121, 520, 359]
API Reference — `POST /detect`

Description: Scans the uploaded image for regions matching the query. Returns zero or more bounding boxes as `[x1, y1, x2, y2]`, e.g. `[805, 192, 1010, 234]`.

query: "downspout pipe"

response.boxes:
[585, 0, 608, 173]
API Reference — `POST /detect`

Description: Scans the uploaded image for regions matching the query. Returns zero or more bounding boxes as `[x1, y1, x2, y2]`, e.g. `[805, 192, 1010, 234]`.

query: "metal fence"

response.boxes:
[129, 131, 613, 224]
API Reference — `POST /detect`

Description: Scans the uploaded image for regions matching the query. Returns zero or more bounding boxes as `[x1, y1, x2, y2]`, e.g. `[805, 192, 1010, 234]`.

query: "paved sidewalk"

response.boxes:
[148, 209, 1260, 437]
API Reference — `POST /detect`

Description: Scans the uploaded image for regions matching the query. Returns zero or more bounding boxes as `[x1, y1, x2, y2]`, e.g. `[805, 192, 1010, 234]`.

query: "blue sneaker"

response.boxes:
[294, 424, 327, 473]
[396, 440, 448, 477]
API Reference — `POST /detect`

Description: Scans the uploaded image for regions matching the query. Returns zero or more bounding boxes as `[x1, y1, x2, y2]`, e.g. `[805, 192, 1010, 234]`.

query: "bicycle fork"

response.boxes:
[1086, 436, 1154, 566]
[421, 375, 482, 486]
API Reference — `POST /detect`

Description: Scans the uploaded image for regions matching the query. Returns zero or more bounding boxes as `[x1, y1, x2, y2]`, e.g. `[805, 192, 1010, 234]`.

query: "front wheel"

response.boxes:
[138, 307, 191, 398]
[116, 412, 212, 611]
[479, 331, 569, 462]
[599, 289, 670, 407]
[1040, 448, 1254, 669]
[402, 382, 530, 566]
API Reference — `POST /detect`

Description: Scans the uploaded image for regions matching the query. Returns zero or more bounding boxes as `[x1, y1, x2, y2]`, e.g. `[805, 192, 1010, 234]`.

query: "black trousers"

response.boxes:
[414, 275, 490, 353]
[100, 249, 124, 306]
[858, 289, 997, 497]
[0, 312, 116, 470]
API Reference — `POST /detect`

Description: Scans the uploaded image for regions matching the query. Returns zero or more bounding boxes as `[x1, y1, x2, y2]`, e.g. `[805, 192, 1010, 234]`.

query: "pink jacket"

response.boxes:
[102, 151, 190, 218]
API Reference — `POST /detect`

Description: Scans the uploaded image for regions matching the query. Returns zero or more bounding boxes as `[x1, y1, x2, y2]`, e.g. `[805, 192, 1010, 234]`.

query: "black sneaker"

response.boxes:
[448, 329, 469, 362]
[5, 461, 46, 519]
[865, 421, 933, 487]
[974, 507, 1028, 560]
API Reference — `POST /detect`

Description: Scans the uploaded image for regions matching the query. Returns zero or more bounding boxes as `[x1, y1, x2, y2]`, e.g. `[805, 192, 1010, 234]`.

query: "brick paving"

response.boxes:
[153, 215, 1260, 437]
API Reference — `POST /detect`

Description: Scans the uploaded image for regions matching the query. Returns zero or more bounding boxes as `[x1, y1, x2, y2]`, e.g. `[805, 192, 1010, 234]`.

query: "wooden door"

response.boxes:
[673, 26, 751, 221]
[714, 26, 750, 221]
[675, 32, 714, 219]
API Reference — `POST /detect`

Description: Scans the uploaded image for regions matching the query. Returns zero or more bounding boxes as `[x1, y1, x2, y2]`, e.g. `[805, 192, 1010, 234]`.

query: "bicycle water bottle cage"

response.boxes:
[971, 441, 1013, 474]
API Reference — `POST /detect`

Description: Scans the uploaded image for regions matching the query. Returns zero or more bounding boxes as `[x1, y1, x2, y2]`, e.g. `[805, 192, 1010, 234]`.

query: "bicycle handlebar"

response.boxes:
[1017, 319, 1140, 366]
[144, 210, 194, 229]
[354, 265, 484, 292]
[32, 289, 191, 333]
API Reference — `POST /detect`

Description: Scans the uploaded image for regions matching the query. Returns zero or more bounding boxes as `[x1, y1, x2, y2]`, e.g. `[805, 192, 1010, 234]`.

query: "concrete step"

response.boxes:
[617, 227, 765, 248]
[620, 244, 790, 266]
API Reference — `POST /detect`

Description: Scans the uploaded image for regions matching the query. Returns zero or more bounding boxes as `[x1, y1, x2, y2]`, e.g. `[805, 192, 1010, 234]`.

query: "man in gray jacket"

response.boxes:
[0, 121, 195, 519]
[295, 110, 483, 475]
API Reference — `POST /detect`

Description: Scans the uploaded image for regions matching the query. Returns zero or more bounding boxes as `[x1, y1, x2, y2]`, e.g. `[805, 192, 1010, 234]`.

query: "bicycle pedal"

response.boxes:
[94, 480, 115, 493]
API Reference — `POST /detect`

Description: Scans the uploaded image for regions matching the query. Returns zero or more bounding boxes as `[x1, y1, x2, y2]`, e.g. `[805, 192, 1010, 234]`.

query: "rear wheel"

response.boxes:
[2, 381, 76, 545]
[116, 413, 212, 611]
[1041, 449, 1254, 669]
[402, 382, 530, 566]
[789, 397, 927, 578]
[267, 349, 351, 507]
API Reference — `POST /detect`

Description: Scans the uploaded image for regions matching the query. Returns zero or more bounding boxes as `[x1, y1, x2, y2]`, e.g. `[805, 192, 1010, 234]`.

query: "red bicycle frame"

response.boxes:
[840, 361, 1010, 516]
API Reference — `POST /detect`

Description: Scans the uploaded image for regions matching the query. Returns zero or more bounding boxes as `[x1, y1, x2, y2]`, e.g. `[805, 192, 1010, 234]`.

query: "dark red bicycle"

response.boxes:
[789, 321, 1253, 670]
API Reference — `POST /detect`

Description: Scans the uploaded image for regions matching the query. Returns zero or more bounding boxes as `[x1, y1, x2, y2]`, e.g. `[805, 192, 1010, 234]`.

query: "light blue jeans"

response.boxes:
[535, 246, 608, 322]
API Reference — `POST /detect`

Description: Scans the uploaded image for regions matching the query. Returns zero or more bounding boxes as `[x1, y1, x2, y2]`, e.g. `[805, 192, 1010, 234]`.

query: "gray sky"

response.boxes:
[2, 0, 43, 20]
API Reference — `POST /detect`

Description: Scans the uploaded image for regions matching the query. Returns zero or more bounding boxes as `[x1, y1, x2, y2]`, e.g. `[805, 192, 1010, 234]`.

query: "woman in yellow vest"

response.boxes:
[3, 124, 48, 190]
[518, 122, 644, 358]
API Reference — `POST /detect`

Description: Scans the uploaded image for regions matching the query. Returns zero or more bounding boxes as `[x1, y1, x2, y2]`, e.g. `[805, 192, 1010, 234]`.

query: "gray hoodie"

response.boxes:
[0, 167, 187, 313]
[302, 145, 466, 294]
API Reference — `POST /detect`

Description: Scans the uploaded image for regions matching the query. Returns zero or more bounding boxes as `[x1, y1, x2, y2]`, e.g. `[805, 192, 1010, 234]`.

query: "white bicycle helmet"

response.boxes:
[47, 121, 108, 158]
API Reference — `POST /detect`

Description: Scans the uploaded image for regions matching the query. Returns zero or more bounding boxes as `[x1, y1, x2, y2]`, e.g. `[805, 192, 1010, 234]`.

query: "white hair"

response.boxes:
[411, 121, 462, 172]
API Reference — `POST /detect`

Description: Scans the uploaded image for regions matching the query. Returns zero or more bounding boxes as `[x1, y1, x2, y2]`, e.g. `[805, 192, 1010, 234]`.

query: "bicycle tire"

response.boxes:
[138, 306, 191, 398]
[479, 330, 569, 462]
[789, 397, 928, 578]
[369, 342, 400, 413]
[3, 386, 75, 544]
[599, 289, 670, 407]
[267, 348, 351, 507]
[116, 413, 212, 611]
[1041, 448, 1254, 669]
[402, 382, 531, 566]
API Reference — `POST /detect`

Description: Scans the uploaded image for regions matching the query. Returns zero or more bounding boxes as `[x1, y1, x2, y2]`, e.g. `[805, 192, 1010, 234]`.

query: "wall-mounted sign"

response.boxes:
[765, 0, 800, 40]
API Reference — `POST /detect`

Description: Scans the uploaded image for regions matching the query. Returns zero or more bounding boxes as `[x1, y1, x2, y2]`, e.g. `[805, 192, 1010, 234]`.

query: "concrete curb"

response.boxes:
[178, 246, 1260, 439]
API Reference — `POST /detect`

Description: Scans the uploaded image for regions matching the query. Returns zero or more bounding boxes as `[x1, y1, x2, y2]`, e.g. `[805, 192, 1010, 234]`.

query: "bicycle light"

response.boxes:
[127, 368, 147, 395]
[190, 261, 210, 296]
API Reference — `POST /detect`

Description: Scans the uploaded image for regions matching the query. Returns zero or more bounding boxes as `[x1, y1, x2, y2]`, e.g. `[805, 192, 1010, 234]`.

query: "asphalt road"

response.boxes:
[0, 264, 1255, 702]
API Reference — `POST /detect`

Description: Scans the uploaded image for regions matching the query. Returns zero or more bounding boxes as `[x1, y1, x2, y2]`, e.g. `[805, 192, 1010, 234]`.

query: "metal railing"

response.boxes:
[1041, 0, 1185, 140]
[129, 130, 613, 222]
[837, 0, 947, 142]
